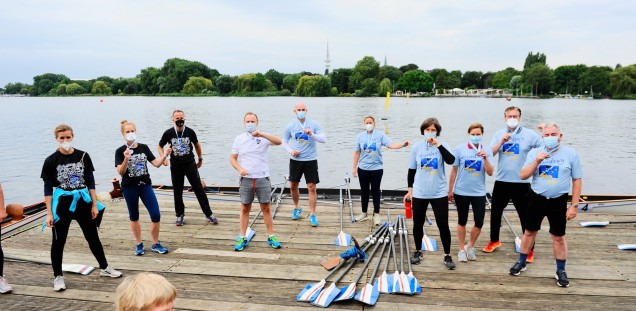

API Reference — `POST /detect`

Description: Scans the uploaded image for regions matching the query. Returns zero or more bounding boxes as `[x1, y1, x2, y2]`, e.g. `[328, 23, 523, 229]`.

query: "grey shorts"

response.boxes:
[239, 177, 272, 205]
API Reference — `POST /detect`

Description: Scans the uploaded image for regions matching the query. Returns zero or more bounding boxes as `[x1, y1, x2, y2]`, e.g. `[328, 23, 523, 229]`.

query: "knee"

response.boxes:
[307, 183, 317, 192]
[240, 205, 251, 215]
[523, 230, 537, 238]
[552, 235, 566, 244]
[261, 204, 271, 214]
[474, 221, 484, 229]
[129, 215, 140, 222]
[290, 182, 299, 190]
[150, 213, 161, 223]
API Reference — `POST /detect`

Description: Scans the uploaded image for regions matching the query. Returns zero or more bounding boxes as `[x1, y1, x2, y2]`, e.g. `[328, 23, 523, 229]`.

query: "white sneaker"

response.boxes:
[100, 266, 123, 278]
[355, 213, 368, 222]
[372, 214, 382, 226]
[458, 250, 468, 262]
[0, 276, 13, 294]
[467, 247, 477, 261]
[53, 276, 66, 291]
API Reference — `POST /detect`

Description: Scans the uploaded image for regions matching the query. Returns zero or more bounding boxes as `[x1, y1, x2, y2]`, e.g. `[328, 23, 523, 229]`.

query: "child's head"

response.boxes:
[116, 273, 176, 311]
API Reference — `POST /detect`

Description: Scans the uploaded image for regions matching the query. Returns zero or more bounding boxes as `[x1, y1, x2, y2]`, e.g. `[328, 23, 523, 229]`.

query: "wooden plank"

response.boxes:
[173, 248, 280, 260]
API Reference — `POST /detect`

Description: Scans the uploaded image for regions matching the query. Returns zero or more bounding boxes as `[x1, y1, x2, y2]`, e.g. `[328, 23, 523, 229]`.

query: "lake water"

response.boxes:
[1, 96, 634, 204]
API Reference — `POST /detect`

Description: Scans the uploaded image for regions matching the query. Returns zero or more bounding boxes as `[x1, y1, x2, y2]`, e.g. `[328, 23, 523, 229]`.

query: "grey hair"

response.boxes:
[542, 122, 560, 133]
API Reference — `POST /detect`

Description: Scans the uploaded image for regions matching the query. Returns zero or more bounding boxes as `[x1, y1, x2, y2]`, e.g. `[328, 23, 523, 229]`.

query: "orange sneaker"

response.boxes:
[482, 241, 501, 253]
[527, 250, 535, 263]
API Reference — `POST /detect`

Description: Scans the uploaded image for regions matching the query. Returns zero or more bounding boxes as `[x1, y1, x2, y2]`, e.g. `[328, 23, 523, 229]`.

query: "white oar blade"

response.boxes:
[618, 244, 636, 250]
[391, 272, 400, 293]
[333, 283, 356, 302]
[396, 272, 412, 294]
[408, 272, 422, 294]
[245, 227, 256, 242]
[514, 237, 521, 253]
[297, 279, 326, 302]
[376, 272, 393, 294]
[580, 221, 609, 227]
[355, 283, 379, 305]
[310, 283, 339, 307]
[335, 231, 352, 246]
[422, 235, 437, 252]
[62, 264, 95, 275]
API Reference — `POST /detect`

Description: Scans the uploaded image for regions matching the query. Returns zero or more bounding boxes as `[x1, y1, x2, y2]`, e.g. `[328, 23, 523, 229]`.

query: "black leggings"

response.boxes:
[489, 181, 530, 242]
[51, 197, 108, 276]
[171, 161, 213, 217]
[412, 197, 451, 254]
[357, 168, 383, 214]
[455, 194, 486, 228]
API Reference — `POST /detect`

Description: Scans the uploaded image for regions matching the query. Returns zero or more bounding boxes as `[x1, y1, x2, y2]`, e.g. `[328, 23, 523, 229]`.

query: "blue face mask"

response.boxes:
[469, 135, 482, 145]
[245, 123, 257, 133]
[543, 136, 559, 149]
[296, 111, 306, 120]
[424, 132, 437, 139]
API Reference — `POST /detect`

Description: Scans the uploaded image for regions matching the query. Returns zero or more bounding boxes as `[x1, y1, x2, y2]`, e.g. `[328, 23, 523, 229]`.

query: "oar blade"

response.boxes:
[618, 244, 636, 250]
[355, 283, 379, 305]
[376, 272, 393, 294]
[245, 227, 256, 242]
[408, 272, 421, 294]
[514, 237, 521, 253]
[297, 279, 326, 302]
[335, 231, 352, 246]
[310, 283, 339, 307]
[62, 264, 95, 275]
[580, 221, 609, 227]
[422, 235, 437, 252]
[334, 283, 356, 302]
[391, 272, 400, 293]
[396, 272, 412, 295]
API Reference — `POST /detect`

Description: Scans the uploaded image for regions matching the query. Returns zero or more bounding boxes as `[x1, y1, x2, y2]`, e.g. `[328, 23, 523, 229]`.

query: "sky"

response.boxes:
[1, 0, 634, 86]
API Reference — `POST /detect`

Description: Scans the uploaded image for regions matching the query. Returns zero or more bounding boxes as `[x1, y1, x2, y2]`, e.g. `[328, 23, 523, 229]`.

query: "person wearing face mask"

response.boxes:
[158, 110, 218, 226]
[448, 123, 494, 263]
[41, 124, 122, 291]
[484, 106, 543, 260]
[282, 102, 326, 226]
[404, 118, 457, 270]
[509, 123, 582, 288]
[352, 116, 410, 225]
[116, 120, 172, 256]
[230, 112, 282, 251]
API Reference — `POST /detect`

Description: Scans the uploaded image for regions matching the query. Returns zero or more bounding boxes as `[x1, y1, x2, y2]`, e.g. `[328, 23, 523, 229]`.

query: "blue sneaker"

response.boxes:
[151, 242, 169, 254]
[267, 235, 281, 249]
[206, 214, 219, 225]
[235, 237, 248, 251]
[310, 214, 319, 227]
[291, 207, 302, 220]
[135, 243, 144, 256]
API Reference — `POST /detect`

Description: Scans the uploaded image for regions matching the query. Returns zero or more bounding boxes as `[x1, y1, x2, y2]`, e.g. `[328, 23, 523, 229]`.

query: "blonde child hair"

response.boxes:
[115, 272, 176, 311]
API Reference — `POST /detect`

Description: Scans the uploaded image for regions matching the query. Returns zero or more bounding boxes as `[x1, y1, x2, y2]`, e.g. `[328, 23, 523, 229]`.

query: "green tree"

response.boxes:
[492, 67, 521, 90]
[395, 70, 433, 93]
[264, 69, 284, 90]
[609, 64, 636, 98]
[509, 75, 522, 95]
[234, 73, 273, 93]
[32, 73, 70, 96]
[329, 68, 352, 94]
[449, 70, 462, 89]
[296, 75, 331, 97]
[66, 83, 86, 95]
[52, 84, 67, 96]
[182, 76, 214, 94]
[357, 78, 379, 97]
[159, 58, 219, 93]
[379, 66, 403, 84]
[429, 69, 452, 89]
[3, 82, 31, 94]
[214, 75, 233, 95]
[91, 80, 112, 95]
[378, 78, 392, 96]
[523, 64, 554, 96]
[349, 56, 380, 92]
[482, 72, 495, 89]
[553, 64, 587, 94]
[282, 73, 301, 93]
[579, 66, 611, 98]
[399, 63, 419, 73]
[461, 71, 483, 89]
[123, 78, 141, 95]
[524, 52, 547, 69]
[138, 67, 161, 95]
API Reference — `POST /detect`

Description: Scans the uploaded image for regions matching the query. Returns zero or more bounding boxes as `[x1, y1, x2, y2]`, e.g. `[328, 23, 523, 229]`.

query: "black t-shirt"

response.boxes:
[115, 143, 157, 187]
[158, 126, 198, 164]
[41, 149, 95, 191]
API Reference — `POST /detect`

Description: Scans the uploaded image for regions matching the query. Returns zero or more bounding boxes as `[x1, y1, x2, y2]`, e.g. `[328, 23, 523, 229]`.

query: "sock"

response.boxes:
[556, 259, 566, 271]
[519, 253, 528, 264]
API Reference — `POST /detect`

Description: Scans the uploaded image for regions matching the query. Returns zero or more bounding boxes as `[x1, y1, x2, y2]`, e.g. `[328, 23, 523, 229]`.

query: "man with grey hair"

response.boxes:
[509, 123, 583, 288]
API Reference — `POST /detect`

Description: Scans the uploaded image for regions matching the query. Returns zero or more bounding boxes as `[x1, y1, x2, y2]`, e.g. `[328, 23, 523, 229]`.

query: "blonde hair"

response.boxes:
[120, 120, 136, 134]
[115, 272, 177, 311]
[363, 116, 375, 123]
[53, 124, 73, 138]
[467, 122, 484, 134]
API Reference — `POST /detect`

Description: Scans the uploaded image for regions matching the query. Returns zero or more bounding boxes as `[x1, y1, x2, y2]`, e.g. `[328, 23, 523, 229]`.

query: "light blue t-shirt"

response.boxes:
[355, 130, 392, 171]
[283, 118, 323, 161]
[408, 140, 452, 199]
[524, 145, 583, 199]
[452, 143, 494, 196]
[490, 126, 543, 183]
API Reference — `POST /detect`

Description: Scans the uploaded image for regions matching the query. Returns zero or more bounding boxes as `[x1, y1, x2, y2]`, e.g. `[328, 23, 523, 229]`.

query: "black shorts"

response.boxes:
[289, 159, 320, 184]
[526, 191, 568, 236]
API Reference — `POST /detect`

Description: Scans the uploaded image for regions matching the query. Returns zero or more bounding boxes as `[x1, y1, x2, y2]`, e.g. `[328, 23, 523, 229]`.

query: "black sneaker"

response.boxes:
[444, 255, 456, 270]
[556, 270, 569, 287]
[411, 250, 423, 265]
[509, 261, 527, 276]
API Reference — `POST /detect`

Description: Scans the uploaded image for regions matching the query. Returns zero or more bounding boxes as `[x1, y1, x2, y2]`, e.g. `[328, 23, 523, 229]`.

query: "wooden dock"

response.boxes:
[1, 194, 635, 310]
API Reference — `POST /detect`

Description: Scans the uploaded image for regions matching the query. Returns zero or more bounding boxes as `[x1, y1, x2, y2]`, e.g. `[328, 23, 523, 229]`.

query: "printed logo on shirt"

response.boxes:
[171, 137, 192, 157]
[56, 162, 85, 189]
[127, 154, 149, 177]
[420, 157, 439, 173]
[464, 159, 482, 171]
[503, 143, 520, 155]
[295, 132, 309, 144]
[539, 165, 559, 184]
[364, 142, 377, 154]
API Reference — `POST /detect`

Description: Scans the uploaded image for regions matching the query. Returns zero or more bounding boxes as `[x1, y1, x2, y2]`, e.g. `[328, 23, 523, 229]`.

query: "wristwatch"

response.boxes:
[570, 204, 579, 208]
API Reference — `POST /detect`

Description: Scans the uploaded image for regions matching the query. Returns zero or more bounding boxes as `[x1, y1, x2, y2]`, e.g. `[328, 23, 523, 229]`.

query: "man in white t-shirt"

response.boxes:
[230, 112, 282, 252]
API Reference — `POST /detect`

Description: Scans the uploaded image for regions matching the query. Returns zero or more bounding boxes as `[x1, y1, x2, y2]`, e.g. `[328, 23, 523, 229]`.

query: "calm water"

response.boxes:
[1, 96, 634, 204]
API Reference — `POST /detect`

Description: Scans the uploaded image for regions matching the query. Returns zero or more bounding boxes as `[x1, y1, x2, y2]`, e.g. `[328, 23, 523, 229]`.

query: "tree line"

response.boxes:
[2, 52, 635, 99]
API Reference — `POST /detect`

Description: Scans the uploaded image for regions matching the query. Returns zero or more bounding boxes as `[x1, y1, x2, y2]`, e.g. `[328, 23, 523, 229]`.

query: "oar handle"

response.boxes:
[351, 230, 388, 284]
[398, 215, 405, 272]
[339, 186, 344, 231]
[333, 226, 388, 283]
[402, 216, 414, 274]
[368, 232, 390, 281]
[271, 175, 288, 219]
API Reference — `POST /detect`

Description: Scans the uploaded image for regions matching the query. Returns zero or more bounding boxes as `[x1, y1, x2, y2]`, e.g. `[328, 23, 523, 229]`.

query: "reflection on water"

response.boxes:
[0, 96, 632, 204]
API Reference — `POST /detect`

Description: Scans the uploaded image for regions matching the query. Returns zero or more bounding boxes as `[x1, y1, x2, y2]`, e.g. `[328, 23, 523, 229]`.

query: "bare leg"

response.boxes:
[130, 221, 142, 244]
[150, 222, 160, 244]
[261, 203, 274, 235]
[290, 181, 300, 208]
[468, 227, 482, 248]
[520, 230, 538, 254]
[240, 203, 252, 237]
[307, 183, 317, 215]
[457, 224, 467, 251]
[552, 234, 567, 260]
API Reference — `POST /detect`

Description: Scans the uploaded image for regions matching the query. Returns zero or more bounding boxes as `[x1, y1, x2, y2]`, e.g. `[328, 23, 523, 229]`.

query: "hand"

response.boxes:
[403, 141, 411, 147]
[239, 168, 248, 177]
[535, 151, 549, 163]
[0, 209, 7, 221]
[477, 150, 487, 158]
[448, 191, 454, 202]
[303, 128, 313, 136]
[123, 149, 131, 160]
[91, 205, 98, 219]
[426, 137, 439, 146]
[165, 145, 172, 156]
[46, 214, 54, 227]
[291, 150, 300, 157]
[566, 206, 578, 220]
[163, 159, 169, 166]
[252, 130, 261, 137]
[501, 133, 512, 143]
[403, 190, 412, 203]
[197, 158, 203, 168]
[352, 170, 358, 178]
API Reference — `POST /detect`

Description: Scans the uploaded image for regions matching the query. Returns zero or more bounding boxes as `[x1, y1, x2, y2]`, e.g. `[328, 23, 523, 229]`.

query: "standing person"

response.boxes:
[448, 123, 494, 262]
[484, 106, 542, 263]
[509, 123, 582, 288]
[41, 124, 122, 292]
[158, 110, 218, 226]
[115, 272, 177, 311]
[230, 112, 283, 251]
[352, 116, 409, 225]
[282, 102, 326, 226]
[117, 120, 172, 256]
[404, 118, 457, 270]
[0, 182, 12, 294]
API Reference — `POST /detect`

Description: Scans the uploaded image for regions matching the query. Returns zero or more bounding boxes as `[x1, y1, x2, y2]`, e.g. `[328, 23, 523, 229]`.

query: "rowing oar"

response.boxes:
[388, 212, 401, 293]
[395, 215, 412, 294]
[271, 175, 288, 219]
[487, 193, 520, 252]
[299, 225, 385, 302]
[5, 255, 95, 275]
[355, 224, 390, 305]
[335, 183, 352, 246]
[618, 244, 636, 250]
[322, 224, 385, 270]
[345, 172, 356, 223]
[580, 220, 636, 227]
[310, 227, 388, 307]
[241, 181, 282, 242]
[422, 212, 437, 251]
[401, 215, 421, 294]
[376, 211, 394, 294]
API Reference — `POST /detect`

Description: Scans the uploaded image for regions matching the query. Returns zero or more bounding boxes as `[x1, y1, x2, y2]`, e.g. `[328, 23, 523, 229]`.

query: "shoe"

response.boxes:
[0, 276, 13, 294]
[411, 250, 423, 265]
[151, 242, 169, 254]
[53, 276, 66, 291]
[482, 241, 501, 253]
[340, 245, 367, 262]
[176, 215, 184, 226]
[509, 261, 527, 276]
[310, 214, 319, 227]
[444, 255, 456, 270]
[267, 236, 281, 249]
[556, 270, 569, 287]
[291, 207, 302, 220]
[355, 213, 368, 222]
[527, 250, 535, 263]
[372, 214, 382, 226]
[135, 242, 144, 256]
[100, 266, 123, 278]
[458, 250, 468, 262]
[234, 237, 248, 251]
[206, 214, 219, 225]
[467, 247, 477, 261]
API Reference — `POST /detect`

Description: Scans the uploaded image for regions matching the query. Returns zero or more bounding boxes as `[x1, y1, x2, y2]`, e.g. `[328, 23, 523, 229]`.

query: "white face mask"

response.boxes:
[365, 124, 374, 132]
[506, 118, 520, 128]
[125, 132, 137, 142]
[245, 123, 257, 133]
[59, 141, 72, 151]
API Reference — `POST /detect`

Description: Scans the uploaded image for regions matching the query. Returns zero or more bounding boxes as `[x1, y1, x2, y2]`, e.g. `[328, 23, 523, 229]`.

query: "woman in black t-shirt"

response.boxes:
[116, 120, 171, 256]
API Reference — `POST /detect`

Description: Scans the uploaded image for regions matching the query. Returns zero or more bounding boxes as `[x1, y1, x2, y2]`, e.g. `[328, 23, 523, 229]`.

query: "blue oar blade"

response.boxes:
[310, 283, 339, 307]
[408, 272, 421, 294]
[514, 237, 521, 253]
[297, 279, 326, 302]
[335, 231, 352, 246]
[422, 235, 437, 252]
[391, 272, 400, 293]
[355, 283, 379, 305]
[245, 227, 256, 242]
[376, 272, 393, 294]
[396, 272, 412, 295]
[333, 283, 356, 302]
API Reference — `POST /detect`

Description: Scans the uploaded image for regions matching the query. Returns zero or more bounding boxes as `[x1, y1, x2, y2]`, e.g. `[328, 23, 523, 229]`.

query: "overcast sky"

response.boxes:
[1, 0, 634, 86]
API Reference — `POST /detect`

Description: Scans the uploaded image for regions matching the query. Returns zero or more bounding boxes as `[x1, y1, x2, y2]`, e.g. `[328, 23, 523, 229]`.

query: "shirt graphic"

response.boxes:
[539, 165, 559, 179]
[364, 142, 377, 153]
[503, 143, 520, 155]
[464, 159, 482, 172]
[420, 157, 439, 170]
[56, 162, 85, 189]
[126, 154, 149, 178]
[171, 137, 192, 157]
[295, 132, 309, 144]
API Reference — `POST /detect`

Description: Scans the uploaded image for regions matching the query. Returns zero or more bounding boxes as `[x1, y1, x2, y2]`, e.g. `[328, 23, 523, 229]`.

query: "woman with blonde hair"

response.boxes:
[116, 272, 176, 311]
